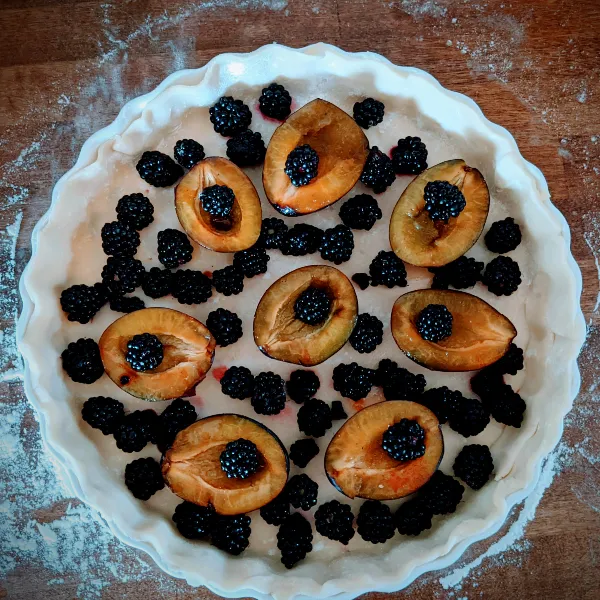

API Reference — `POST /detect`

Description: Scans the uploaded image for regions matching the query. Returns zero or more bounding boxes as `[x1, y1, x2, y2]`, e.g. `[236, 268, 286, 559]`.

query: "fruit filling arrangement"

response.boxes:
[60, 84, 526, 568]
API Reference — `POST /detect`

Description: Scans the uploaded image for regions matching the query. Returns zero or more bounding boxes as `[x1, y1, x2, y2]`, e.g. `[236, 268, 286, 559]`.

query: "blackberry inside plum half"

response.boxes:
[254, 265, 358, 366]
[99, 307, 215, 400]
[325, 401, 443, 500]
[162, 414, 289, 515]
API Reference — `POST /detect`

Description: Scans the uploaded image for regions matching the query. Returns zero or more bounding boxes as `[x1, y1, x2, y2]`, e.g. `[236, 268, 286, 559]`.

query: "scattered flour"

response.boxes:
[577, 88, 588, 104]
[0, 394, 184, 597]
[398, 0, 448, 19]
[0, 212, 24, 381]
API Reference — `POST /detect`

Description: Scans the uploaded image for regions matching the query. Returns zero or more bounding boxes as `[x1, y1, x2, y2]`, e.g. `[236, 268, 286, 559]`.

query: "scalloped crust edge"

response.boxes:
[17, 43, 586, 600]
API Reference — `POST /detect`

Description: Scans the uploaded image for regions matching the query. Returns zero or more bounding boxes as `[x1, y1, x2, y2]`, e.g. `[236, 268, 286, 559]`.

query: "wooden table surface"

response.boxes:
[1, 1, 599, 599]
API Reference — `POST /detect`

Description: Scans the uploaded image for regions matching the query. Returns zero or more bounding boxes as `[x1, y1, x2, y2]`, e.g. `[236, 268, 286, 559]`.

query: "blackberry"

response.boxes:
[419, 387, 462, 424]
[220, 439, 260, 479]
[330, 400, 348, 421]
[349, 313, 384, 353]
[171, 269, 212, 304]
[352, 272, 371, 290]
[251, 371, 287, 415]
[453, 444, 494, 490]
[356, 500, 395, 544]
[483, 385, 526, 427]
[221, 366, 255, 400]
[391, 136, 428, 175]
[260, 493, 291, 526]
[206, 308, 243, 347]
[421, 471, 464, 515]
[382, 419, 426, 461]
[485, 217, 522, 254]
[416, 304, 453, 342]
[332, 362, 375, 401]
[172, 501, 215, 539]
[286, 370, 320, 404]
[116, 193, 154, 230]
[286, 474, 318, 510]
[449, 397, 490, 437]
[277, 513, 313, 569]
[360, 146, 395, 194]
[60, 283, 107, 324]
[294, 287, 331, 325]
[124, 457, 164, 500]
[101, 257, 145, 296]
[423, 180, 466, 222]
[101, 221, 140, 258]
[136, 151, 183, 187]
[379, 364, 426, 401]
[280, 223, 323, 256]
[297, 399, 332, 438]
[289, 438, 320, 468]
[315, 500, 355, 544]
[157, 398, 197, 452]
[470, 367, 504, 399]
[491, 343, 524, 376]
[259, 83, 292, 120]
[212, 265, 244, 296]
[109, 294, 145, 313]
[353, 98, 385, 129]
[211, 514, 251, 555]
[81, 397, 124, 435]
[157, 229, 193, 269]
[285, 144, 319, 187]
[374, 358, 399, 387]
[209, 96, 252, 137]
[141, 267, 172, 299]
[429, 256, 484, 290]
[369, 251, 407, 288]
[395, 500, 433, 536]
[114, 410, 159, 453]
[200, 185, 235, 218]
[125, 333, 163, 372]
[173, 139, 205, 169]
[233, 246, 270, 277]
[319, 224, 354, 264]
[61, 338, 104, 384]
[258, 217, 288, 249]
[339, 194, 382, 231]
[226, 129, 266, 167]
[482, 256, 522, 296]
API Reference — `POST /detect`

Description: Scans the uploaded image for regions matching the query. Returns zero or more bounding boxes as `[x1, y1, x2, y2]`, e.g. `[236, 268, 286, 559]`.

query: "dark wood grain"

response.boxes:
[1, 0, 599, 598]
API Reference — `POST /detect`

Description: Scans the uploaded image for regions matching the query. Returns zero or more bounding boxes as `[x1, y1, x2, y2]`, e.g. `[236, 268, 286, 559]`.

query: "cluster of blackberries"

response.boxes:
[82, 396, 197, 457]
[81, 396, 197, 499]
[332, 359, 427, 403]
[470, 344, 526, 427]
[173, 502, 251, 555]
[255, 216, 356, 265]
[220, 366, 287, 415]
[356, 471, 465, 542]
[258, 477, 319, 568]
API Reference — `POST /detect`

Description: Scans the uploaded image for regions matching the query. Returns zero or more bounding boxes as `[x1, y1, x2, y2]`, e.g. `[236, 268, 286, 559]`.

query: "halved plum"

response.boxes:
[99, 307, 215, 400]
[325, 401, 443, 500]
[263, 99, 369, 215]
[253, 265, 358, 366]
[391, 289, 516, 371]
[175, 157, 262, 252]
[389, 159, 490, 267]
[162, 414, 289, 515]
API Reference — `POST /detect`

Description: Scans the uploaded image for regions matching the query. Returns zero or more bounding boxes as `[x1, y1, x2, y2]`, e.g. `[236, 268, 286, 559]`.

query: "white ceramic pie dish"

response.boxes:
[17, 43, 586, 599]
